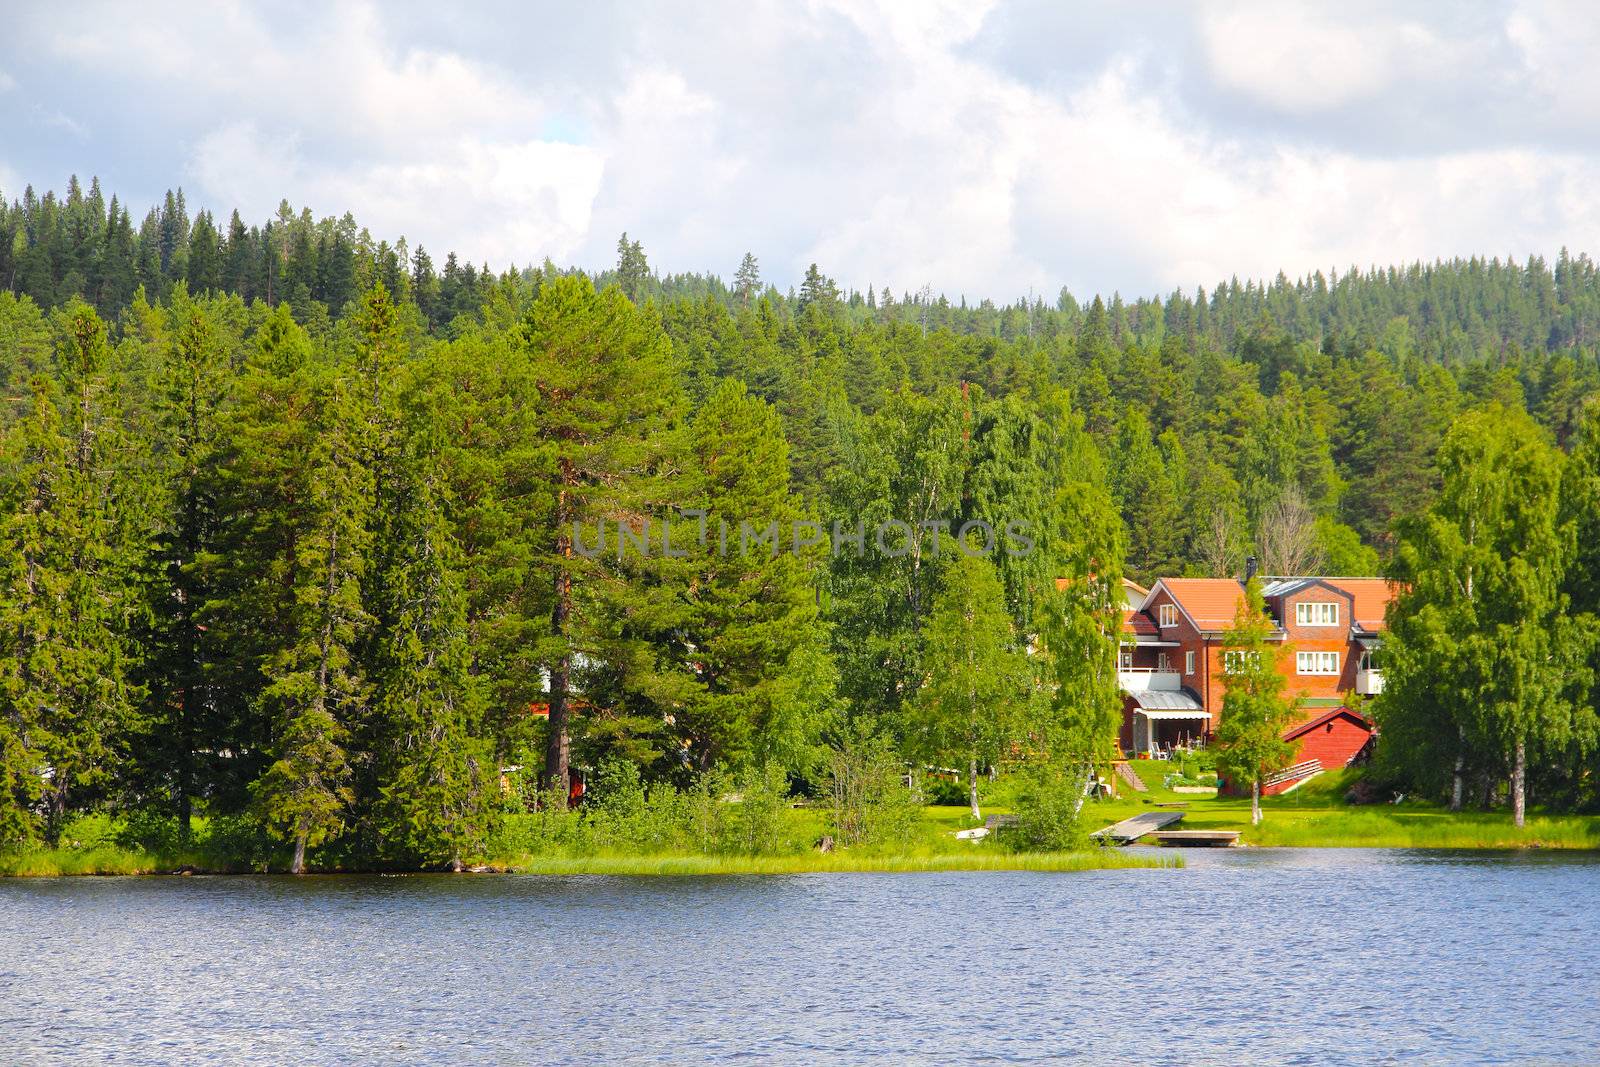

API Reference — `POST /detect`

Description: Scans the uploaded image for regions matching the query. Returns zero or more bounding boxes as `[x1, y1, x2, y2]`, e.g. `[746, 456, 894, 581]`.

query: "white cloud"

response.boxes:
[0, 70, 15, 93]
[189, 121, 604, 266]
[1197, 4, 1459, 114]
[10, 1, 1600, 296]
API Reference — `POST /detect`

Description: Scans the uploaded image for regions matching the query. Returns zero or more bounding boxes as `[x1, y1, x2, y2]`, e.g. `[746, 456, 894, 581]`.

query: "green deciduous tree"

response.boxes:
[1216, 577, 1300, 825]
[1379, 406, 1598, 825]
[909, 549, 1030, 820]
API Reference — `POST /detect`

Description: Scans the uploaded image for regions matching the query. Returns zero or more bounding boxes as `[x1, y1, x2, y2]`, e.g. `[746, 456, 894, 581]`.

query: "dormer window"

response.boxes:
[1159, 603, 1178, 628]
[1295, 602, 1339, 626]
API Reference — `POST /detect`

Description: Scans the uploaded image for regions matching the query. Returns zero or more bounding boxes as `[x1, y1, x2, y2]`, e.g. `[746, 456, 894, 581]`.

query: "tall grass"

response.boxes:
[0, 845, 161, 876]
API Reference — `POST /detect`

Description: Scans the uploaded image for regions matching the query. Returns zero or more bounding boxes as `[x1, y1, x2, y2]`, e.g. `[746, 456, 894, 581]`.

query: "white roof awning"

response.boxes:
[1130, 689, 1207, 715]
[1137, 708, 1211, 720]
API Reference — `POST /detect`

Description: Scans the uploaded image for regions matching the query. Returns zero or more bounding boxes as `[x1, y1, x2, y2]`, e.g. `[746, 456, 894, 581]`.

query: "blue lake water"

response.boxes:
[2, 848, 1597, 1065]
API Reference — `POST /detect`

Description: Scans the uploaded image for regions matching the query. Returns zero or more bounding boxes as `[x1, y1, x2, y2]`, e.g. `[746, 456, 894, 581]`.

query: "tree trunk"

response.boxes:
[1251, 779, 1262, 826]
[1449, 730, 1465, 812]
[968, 755, 980, 822]
[1512, 740, 1526, 829]
[542, 479, 574, 794]
[291, 832, 307, 875]
[1069, 763, 1093, 821]
[43, 782, 69, 847]
[543, 650, 571, 796]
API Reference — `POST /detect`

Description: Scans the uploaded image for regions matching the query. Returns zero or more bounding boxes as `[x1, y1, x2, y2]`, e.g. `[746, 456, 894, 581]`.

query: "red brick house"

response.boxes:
[1117, 569, 1397, 792]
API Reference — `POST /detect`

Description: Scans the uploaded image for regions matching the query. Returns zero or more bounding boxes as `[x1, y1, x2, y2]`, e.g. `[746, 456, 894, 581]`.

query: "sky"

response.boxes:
[4, 0, 1600, 302]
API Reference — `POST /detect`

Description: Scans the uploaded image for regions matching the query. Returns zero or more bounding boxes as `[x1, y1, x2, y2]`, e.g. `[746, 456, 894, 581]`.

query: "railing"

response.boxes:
[1263, 758, 1323, 789]
[1356, 669, 1385, 695]
[1118, 667, 1181, 691]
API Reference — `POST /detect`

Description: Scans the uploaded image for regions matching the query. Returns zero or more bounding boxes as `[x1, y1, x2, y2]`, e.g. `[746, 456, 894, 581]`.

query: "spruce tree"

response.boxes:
[370, 444, 492, 869]
[145, 289, 231, 836]
[0, 305, 146, 842]
[252, 376, 371, 872]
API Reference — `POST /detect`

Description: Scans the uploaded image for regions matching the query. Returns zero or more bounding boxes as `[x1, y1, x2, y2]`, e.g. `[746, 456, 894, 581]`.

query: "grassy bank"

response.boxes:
[0, 840, 1171, 877]
[503, 849, 1174, 876]
[8, 765, 1599, 876]
[0, 807, 1171, 877]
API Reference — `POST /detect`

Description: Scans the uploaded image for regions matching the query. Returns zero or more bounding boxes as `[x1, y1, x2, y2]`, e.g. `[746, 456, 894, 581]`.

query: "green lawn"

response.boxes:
[1073, 763, 1600, 849]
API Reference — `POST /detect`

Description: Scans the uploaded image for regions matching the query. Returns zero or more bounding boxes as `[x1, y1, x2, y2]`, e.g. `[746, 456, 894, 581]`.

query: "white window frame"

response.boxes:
[1296, 651, 1341, 675]
[1223, 650, 1260, 674]
[1159, 603, 1178, 628]
[1157, 652, 1170, 671]
[1295, 601, 1340, 627]
[1120, 650, 1133, 670]
[1184, 650, 1195, 676]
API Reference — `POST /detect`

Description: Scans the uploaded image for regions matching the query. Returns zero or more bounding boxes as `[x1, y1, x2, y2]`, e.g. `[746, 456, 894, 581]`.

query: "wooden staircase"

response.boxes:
[1116, 761, 1147, 793]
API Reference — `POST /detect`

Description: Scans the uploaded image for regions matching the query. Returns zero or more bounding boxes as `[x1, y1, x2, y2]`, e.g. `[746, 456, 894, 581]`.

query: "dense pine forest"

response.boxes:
[3, 178, 1599, 868]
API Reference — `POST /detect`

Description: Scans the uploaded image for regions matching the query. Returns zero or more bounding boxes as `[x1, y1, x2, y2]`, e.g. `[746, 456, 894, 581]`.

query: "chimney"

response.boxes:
[1244, 555, 1258, 584]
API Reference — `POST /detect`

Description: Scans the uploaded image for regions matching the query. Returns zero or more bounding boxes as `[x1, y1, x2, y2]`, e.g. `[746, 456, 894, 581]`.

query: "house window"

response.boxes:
[1120, 650, 1133, 670]
[1157, 652, 1170, 671]
[1295, 602, 1340, 626]
[1296, 651, 1341, 675]
[1185, 651, 1195, 676]
[1223, 650, 1260, 673]
[1159, 603, 1178, 628]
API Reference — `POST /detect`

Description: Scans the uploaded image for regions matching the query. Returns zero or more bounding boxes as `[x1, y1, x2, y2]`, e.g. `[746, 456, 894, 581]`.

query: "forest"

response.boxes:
[2, 177, 1599, 869]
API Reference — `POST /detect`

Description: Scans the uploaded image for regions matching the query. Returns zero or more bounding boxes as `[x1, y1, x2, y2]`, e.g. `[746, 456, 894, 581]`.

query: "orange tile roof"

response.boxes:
[1158, 578, 1251, 630]
[1122, 610, 1160, 638]
[1328, 577, 1398, 631]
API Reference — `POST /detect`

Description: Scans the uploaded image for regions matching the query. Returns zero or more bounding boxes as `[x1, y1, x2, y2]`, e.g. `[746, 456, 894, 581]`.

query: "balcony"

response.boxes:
[1356, 669, 1384, 696]
[1119, 667, 1181, 692]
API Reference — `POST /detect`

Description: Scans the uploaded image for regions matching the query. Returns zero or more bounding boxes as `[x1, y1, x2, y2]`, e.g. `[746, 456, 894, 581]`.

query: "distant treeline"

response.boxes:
[0, 179, 1597, 868]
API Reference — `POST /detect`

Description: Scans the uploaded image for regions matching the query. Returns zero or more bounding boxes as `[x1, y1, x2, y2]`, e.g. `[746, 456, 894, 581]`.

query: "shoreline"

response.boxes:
[0, 848, 1175, 878]
[8, 834, 1600, 877]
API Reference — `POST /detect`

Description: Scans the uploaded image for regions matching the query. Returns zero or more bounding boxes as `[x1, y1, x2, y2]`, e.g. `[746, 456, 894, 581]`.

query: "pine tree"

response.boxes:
[733, 253, 761, 306]
[615, 233, 649, 302]
[512, 275, 680, 792]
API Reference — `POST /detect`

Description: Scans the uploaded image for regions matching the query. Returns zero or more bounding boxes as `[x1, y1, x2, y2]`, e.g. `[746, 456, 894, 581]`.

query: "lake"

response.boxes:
[2, 848, 1597, 1064]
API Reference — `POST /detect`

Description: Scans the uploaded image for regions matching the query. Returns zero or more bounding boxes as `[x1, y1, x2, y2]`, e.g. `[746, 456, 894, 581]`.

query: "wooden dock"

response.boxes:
[1150, 830, 1240, 848]
[1090, 810, 1185, 845]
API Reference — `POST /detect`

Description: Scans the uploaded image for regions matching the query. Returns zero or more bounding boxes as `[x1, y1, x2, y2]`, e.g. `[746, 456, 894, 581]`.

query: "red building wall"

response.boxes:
[1271, 585, 1362, 703]
[1287, 711, 1372, 771]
